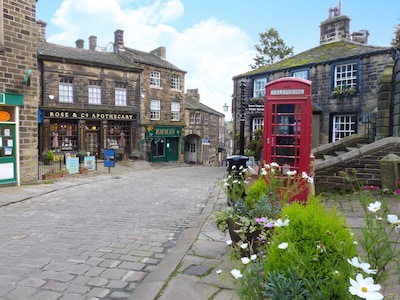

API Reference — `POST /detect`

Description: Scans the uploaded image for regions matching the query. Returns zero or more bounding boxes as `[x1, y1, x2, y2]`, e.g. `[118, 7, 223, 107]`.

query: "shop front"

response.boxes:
[145, 125, 182, 162]
[0, 93, 23, 185]
[40, 108, 138, 160]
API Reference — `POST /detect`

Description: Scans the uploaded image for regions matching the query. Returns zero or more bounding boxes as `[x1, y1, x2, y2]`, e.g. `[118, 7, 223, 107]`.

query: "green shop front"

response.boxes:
[145, 125, 182, 162]
[0, 93, 23, 185]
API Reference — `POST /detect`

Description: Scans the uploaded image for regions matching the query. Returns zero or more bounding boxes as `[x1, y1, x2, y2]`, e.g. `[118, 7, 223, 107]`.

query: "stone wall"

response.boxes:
[1, 0, 39, 184]
[392, 53, 400, 136]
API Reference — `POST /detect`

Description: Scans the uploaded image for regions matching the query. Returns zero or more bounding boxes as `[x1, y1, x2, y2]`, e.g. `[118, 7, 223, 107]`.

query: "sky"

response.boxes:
[36, 0, 399, 119]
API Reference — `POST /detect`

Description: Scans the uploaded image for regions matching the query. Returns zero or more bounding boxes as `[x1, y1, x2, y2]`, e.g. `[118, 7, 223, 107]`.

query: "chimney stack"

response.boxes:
[150, 46, 166, 59]
[114, 30, 124, 50]
[75, 39, 84, 49]
[36, 19, 47, 44]
[89, 35, 97, 51]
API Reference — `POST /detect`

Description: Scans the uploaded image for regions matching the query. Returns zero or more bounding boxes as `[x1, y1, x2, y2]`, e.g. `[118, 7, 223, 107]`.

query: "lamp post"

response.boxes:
[239, 80, 246, 156]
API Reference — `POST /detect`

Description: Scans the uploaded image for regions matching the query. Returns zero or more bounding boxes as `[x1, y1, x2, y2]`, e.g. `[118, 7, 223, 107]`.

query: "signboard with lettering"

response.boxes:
[104, 149, 115, 168]
[66, 157, 79, 174]
[42, 109, 136, 121]
[84, 156, 96, 171]
[145, 126, 182, 138]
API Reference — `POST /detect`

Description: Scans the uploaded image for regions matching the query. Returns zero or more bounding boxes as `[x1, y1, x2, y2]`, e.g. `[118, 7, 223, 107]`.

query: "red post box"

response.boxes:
[263, 77, 312, 201]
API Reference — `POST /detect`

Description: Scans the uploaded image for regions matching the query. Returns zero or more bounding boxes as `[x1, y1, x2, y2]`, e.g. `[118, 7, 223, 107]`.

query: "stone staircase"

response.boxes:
[312, 135, 400, 193]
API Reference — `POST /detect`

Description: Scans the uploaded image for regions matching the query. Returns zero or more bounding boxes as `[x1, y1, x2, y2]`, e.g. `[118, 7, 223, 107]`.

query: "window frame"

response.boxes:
[88, 80, 102, 105]
[171, 74, 180, 90]
[332, 60, 359, 90]
[171, 101, 180, 121]
[150, 99, 161, 120]
[115, 82, 127, 106]
[253, 77, 268, 98]
[59, 77, 74, 103]
[150, 71, 161, 87]
[252, 117, 264, 137]
[331, 113, 357, 142]
[291, 69, 309, 80]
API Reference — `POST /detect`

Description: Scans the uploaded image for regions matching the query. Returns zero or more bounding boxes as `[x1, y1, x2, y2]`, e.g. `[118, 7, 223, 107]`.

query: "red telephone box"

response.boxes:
[263, 77, 312, 200]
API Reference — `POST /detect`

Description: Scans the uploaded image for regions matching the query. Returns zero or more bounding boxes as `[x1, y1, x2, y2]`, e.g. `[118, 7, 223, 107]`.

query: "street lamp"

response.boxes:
[223, 103, 229, 112]
[239, 80, 246, 156]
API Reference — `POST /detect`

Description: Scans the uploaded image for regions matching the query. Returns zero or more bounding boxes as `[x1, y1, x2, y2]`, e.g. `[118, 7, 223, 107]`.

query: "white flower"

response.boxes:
[226, 240, 233, 246]
[240, 243, 248, 249]
[278, 242, 288, 249]
[367, 201, 381, 212]
[275, 218, 290, 227]
[307, 176, 314, 183]
[286, 170, 297, 176]
[347, 257, 377, 274]
[231, 165, 236, 170]
[241, 257, 251, 264]
[230, 269, 243, 279]
[216, 269, 222, 274]
[261, 168, 267, 176]
[301, 171, 308, 178]
[250, 254, 257, 261]
[349, 273, 383, 300]
[270, 162, 279, 168]
[387, 214, 399, 224]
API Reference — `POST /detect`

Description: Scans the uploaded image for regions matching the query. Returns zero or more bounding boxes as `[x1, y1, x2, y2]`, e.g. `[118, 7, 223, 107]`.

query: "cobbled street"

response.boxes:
[0, 164, 225, 299]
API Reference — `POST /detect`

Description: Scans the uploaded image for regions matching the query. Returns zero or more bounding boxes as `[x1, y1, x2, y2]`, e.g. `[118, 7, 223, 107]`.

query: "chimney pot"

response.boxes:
[89, 35, 97, 51]
[36, 19, 47, 44]
[75, 39, 84, 49]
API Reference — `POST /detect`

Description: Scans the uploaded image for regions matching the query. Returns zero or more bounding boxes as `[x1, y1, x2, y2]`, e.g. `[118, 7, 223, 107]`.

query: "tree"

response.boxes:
[250, 28, 294, 69]
[391, 23, 400, 49]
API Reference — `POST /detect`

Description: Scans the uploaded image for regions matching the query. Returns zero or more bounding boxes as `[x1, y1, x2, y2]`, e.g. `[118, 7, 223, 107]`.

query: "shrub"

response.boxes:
[264, 197, 358, 299]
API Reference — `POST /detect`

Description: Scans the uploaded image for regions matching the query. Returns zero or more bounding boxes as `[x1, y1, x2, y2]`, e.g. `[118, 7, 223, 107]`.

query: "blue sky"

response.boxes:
[36, 0, 399, 118]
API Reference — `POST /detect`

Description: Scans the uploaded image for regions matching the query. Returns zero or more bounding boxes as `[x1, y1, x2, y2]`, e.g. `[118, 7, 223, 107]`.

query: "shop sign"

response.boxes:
[43, 109, 136, 121]
[145, 125, 182, 137]
[248, 104, 264, 113]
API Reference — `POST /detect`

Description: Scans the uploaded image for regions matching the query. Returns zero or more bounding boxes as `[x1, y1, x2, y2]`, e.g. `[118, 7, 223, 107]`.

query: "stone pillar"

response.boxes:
[380, 153, 400, 192]
[393, 55, 400, 136]
[375, 64, 393, 140]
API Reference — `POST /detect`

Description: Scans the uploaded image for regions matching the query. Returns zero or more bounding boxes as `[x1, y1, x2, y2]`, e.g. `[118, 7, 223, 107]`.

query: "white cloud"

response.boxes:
[46, 0, 254, 118]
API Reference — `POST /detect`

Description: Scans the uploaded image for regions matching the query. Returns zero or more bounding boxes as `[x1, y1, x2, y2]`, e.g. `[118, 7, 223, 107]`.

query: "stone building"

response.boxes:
[36, 23, 186, 163]
[37, 23, 142, 161]
[231, 4, 394, 154]
[121, 42, 187, 163]
[0, 0, 39, 185]
[183, 89, 225, 166]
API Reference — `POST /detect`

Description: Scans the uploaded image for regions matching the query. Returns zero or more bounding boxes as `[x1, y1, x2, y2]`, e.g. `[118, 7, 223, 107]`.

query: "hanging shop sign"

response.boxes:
[0, 111, 11, 122]
[42, 109, 136, 121]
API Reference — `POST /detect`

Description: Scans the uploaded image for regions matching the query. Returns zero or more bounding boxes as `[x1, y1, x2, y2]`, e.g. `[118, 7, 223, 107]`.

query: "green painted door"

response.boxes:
[0, 124, 17, 185]
[166, 138, 178, 162]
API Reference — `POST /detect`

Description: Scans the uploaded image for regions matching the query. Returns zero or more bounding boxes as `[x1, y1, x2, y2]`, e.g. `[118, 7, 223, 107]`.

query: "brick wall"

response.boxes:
[1, 0, 38, 184]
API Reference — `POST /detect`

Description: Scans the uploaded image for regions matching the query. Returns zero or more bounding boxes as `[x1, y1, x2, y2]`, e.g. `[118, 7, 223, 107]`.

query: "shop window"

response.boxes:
[171, 74, 180, 90]
[50, 121, 78, 151]
[115, 82, 127, 106]
[151, 138, 165, 157]
[150, 99, 160, 120]
[171, 101, 180, 121]
[89, 80, 101, 104]
[150, 71, 161, 87]
[107, 122, 130, 153]
[59, 77, 74, 102]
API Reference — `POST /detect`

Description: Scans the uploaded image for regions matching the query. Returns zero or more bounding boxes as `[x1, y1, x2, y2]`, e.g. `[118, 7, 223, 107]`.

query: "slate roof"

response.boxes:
[37, 43, 141, 70]
[37, 42, 186, 73]
[235, 40, 393, 78]
[185, 98, 224, 117]
[124, 47, 186, 73]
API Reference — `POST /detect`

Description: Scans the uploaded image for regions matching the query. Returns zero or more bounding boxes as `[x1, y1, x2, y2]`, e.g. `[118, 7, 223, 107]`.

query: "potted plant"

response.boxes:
[43, 149, 55, 165]
[80, 166, 89, 175]
[78, 150, 88, 163]
[42, 168, 55, 180]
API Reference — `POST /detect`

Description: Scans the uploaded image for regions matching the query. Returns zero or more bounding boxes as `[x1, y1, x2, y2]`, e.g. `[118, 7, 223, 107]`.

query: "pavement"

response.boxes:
[1, 160, 399, 299]
[0, 160, 238, 300]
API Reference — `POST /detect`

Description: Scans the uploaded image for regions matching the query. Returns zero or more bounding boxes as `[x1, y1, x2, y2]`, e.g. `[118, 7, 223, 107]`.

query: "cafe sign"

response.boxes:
[145, 125, 182, 137]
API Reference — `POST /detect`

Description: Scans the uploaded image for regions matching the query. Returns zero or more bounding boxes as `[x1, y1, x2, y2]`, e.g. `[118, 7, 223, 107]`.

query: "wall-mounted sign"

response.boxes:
[42, 109, 136, 121]
[145, 126, 182, 138]
[0, 111, 11, 121]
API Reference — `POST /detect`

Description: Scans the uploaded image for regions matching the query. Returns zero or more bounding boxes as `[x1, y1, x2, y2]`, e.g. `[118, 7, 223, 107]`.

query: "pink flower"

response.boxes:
[265, 222, 275, 228]
[255, 217, 267, 223]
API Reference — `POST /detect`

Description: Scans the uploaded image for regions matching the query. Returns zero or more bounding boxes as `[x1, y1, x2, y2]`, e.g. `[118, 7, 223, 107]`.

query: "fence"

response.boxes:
[38, 158, 98, 180]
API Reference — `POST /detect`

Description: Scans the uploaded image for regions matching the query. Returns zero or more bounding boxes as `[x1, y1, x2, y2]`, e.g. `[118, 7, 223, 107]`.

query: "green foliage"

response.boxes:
[264, 197, 358, 299]
[244, 177, 267, 208]
[214, 208, 232, 232]
[391, 23, 400, 48]
[45, 149, 55, 161]
[262, 268, 326, 300]
[250, 27, 294, 69]
[246, 128, 263, 160]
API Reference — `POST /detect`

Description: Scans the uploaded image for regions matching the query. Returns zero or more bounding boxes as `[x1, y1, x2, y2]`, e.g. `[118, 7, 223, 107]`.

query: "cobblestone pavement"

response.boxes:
[0, 162, 226, 299]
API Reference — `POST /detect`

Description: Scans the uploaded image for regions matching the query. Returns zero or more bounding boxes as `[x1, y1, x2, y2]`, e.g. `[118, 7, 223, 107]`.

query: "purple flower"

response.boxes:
[265, 222, 275, 228]
[255, 217, 267, 223]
